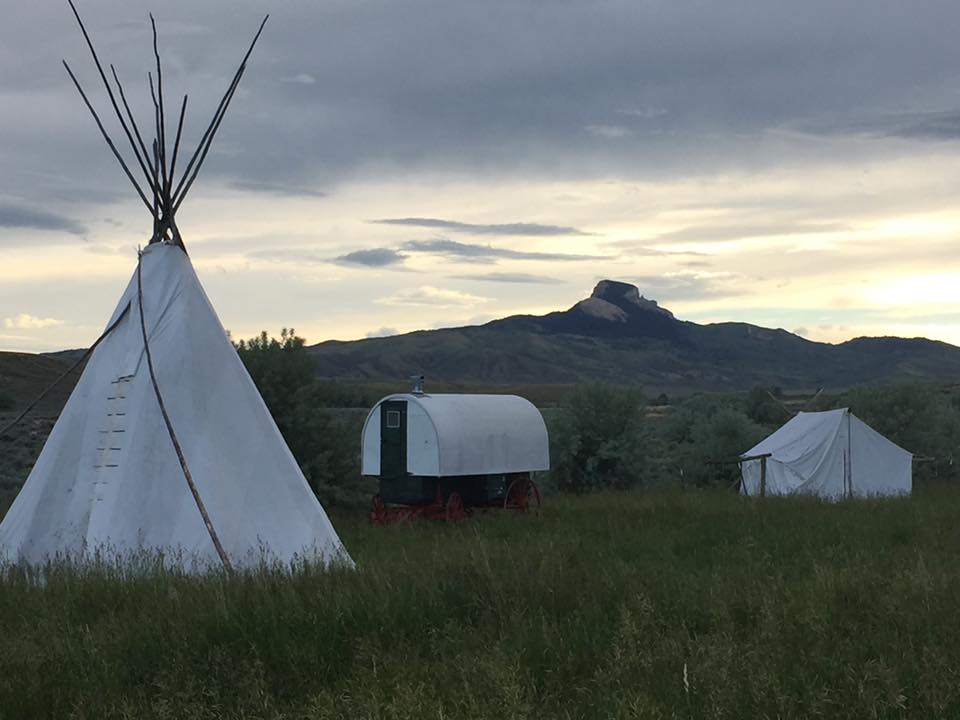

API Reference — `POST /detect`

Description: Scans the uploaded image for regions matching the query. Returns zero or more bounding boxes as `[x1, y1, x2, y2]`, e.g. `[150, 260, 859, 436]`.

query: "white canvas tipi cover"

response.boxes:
[740, 408, 912, 499]
[0, 243, 351, 569]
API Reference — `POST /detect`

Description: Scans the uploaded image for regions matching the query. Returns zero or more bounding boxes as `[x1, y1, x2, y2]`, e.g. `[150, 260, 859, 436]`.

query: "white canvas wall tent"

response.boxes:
[0, 5, 351, 571]
[740, 408, 912, 500]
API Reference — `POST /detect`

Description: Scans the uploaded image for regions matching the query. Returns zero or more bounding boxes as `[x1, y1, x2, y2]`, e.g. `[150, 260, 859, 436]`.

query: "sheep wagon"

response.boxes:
[361, 392, 550, 523]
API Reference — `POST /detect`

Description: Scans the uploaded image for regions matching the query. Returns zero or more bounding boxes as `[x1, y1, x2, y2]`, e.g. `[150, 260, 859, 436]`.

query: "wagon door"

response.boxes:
[380, 400, 407, 478]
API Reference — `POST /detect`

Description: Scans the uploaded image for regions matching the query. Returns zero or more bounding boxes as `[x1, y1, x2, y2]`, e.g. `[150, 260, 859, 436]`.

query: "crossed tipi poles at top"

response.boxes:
[62, 0, 268, 251]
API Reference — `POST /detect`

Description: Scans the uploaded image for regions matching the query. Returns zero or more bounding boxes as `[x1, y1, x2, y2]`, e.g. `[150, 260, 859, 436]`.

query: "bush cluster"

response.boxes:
[662, 395, 767, 488]
[549, 383, 648, 493]
[234, 329, 366, 505]
[841, 384, 960, 486]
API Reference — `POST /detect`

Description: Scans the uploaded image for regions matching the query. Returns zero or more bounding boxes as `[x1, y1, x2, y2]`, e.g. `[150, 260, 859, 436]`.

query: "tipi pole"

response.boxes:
[65, 0, 158, 199]
[149, 15, 170, 204]
[110, 64, 158, 182]
[168, 95, 189, 196]
[172, 15, 269, 211]
[136, 253, 234, 572]
[62, 60, 154, 213]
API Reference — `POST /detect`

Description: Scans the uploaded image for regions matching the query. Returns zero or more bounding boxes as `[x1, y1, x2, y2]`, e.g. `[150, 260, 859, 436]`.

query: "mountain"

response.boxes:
[307, 280, 960, 392]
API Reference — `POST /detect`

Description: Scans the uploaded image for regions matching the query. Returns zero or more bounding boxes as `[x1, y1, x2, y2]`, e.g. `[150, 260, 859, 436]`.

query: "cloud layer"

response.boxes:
[5, 2, 960, 352]
[373, 217, 588, 236]
[4, 313, 64, 329]
[402, 238, 606, 263]
[0, 201, 85, 236]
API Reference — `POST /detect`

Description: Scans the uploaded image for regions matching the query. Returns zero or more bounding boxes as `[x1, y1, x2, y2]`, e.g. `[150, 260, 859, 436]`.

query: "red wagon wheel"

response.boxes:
[445, 491, 466, 522]
[504, 477, 542, 513]
[369, 494, 387, 525]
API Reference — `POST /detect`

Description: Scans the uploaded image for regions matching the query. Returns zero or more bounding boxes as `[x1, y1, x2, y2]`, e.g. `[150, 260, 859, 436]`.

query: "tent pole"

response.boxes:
[760, 456, 767, 498]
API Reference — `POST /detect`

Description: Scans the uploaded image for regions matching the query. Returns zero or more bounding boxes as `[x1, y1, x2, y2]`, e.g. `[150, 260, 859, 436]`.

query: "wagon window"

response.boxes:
[385, 410, 401, 429]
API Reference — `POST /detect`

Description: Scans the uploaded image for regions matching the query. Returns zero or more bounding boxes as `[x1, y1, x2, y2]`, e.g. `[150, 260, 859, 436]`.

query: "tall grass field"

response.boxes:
[2, 489, 959, 718]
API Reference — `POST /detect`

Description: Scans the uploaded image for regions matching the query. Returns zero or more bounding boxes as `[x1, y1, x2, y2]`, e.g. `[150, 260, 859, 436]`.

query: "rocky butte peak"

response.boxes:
[587, 280, 674, 319]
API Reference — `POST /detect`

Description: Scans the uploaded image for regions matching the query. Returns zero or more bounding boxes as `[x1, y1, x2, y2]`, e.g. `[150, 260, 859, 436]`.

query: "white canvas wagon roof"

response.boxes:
[362, 393, 550, 477]
[740, 408, 912, 499]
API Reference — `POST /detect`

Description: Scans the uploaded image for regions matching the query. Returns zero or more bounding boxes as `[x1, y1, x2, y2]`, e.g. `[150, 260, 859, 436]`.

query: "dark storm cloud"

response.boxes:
[247, 246, 410, 269]
[228, 180, 327, 198]
[403, 238, 607, 262]
[6, 0, 960, 212]
[811, 110, 960, 142]
[885, 111, 960, 141]
[373, 217, 589, 236]
[0, 201, 85, 235]
[333, 248, 407, 267]
[450, 272, 564, 284]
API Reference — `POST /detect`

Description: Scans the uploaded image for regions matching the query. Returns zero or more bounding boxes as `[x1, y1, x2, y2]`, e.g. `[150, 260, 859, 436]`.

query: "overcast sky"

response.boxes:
[4, 0, 960, 352]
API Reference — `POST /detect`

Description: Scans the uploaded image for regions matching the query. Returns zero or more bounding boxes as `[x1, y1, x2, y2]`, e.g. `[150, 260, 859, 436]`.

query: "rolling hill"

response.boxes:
[5, 280, 960, 407]
[0, 352, 75, 415]
[307, 280, 960, 392]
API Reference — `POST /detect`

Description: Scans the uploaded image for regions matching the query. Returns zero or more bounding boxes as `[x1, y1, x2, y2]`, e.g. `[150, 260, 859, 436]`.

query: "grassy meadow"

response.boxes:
[2, 488, 959, 719]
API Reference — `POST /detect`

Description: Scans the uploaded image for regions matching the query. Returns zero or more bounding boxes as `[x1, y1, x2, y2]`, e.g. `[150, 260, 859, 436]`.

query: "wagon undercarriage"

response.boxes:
[369, 474, 542, 524]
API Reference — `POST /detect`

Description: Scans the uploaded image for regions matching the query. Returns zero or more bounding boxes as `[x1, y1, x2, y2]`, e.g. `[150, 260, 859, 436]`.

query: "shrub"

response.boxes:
[550, 384, 648, 493]
[842, 384, 960, 486]
[234, 328, 313, 412]
[744, 385, 790, 426]
[234, 329, 365, 505]
[663, 395, 766, 488]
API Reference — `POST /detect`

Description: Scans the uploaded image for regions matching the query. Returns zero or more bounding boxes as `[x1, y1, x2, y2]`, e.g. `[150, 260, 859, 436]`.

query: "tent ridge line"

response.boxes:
[136, 251, 233, 573]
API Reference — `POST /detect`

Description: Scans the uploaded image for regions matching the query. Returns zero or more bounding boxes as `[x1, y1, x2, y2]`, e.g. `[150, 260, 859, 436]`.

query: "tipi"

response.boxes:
[0, 5, 351, 570]
[740, 408, 912, 500]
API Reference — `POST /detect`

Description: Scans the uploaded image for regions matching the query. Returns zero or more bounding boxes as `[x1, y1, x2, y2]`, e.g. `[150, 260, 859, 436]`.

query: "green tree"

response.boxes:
[664, 395, 766, 488]
[842, 384, 960, 486]
[745, 385, 789, 426]
[234, 329, 362, 505]
[234, 328, 313, 413]
[551, 383, 648, 493]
